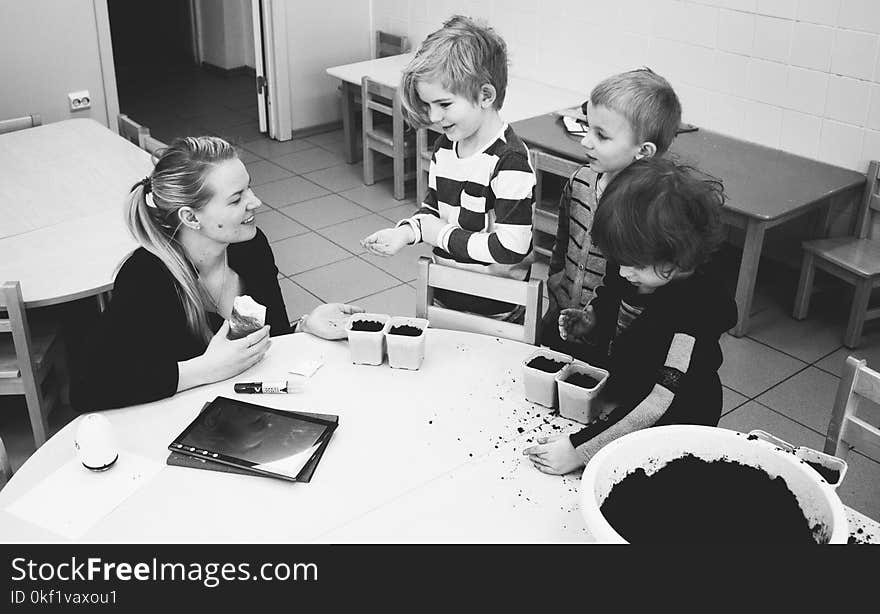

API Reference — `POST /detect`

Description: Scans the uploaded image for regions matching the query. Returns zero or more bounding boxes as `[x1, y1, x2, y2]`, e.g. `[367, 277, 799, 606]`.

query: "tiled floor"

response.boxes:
[2, 65, 879, 523]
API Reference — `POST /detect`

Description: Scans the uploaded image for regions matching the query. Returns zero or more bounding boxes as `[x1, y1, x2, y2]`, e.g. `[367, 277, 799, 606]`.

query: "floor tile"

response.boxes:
[191, 107, 255, 133]
[722, 386, 749, 416]
[814, 326, 880, 377]
[755, 366, 840, 434]
[718, 334, 807, 398]
[279, 194, 372, 229]
[235, 147, 262, 164]
[255, 209, 309, 243]
[305, 129, 345, 146]
[272, 148, 345, 174]
[244, 160, 295, 186]
[213, 121, 265, 145]
[313, 140, 349, 159]
[339, 181, 413, 212]
[293, 257, 400, 303]
[354, 284, 418, 317]
[241, 138, 315, 159]
[746, 304, 844, 363]
[278, 278, 323, 324]
[302, 164, 368, 193]
[316, 214, 394, 254]
[719, 400, 824, 446]
[358, 243, 435, 283]
[253, 176, 330, 208]
[380, 202, 421, 222]
[271, 233, 353, 276]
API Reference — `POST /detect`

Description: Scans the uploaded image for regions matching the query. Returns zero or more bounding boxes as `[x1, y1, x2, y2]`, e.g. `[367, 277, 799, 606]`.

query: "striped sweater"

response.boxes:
[400, 123, 536, 282]
[546, 166, 606, 315]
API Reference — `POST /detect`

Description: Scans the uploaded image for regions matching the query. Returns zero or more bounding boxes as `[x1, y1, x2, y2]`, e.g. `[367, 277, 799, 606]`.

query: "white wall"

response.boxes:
[372, 0, 880, 173]
[0, 0, 109, 126]
[285, 0, 371, 131]
[198, 0, 255, 70]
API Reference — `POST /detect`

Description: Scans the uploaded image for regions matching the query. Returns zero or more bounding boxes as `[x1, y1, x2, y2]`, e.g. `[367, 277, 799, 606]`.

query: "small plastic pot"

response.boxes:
[346, 313, 390, 365]
[522, 348, 572, 408]
[555, 361, 610, 424]
[385, 316, 429, 370]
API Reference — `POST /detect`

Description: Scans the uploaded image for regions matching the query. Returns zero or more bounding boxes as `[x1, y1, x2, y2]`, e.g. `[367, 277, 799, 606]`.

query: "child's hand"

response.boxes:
[361, 226, 414, 256]
[558, 306, 596, 341]
[523, 435, 584, 475]
[415, 214, 445, 247]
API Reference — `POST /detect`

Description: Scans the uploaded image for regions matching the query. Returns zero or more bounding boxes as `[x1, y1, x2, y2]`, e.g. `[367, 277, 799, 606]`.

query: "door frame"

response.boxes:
[94, 0, 292, 141]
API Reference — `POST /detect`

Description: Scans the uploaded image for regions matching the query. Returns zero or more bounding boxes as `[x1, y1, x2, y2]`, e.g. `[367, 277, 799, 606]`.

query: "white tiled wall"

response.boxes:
[371, 0, 880, 172]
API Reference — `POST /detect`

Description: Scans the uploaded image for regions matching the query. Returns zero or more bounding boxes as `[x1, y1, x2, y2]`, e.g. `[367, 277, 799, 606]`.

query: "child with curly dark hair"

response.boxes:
[525, 157, 737, 474]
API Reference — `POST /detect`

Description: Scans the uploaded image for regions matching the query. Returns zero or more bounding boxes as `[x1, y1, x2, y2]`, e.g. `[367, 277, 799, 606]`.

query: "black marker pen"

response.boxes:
[234, 381, 289, 394]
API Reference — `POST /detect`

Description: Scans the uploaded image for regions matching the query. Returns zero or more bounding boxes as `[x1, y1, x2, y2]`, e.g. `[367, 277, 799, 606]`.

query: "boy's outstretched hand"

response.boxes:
[558, 306, 596, 341]
[523, 435, 584, 475]
[361, 226, 414, 256]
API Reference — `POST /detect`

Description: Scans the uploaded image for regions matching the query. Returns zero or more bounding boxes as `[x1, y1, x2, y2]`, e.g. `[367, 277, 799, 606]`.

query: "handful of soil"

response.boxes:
[526, 356, 567, 373]
[350, 320, 385, 332]
[388, 324, 423, 336]
[564, 372, 599, 389]
[600, 454, 820, 543]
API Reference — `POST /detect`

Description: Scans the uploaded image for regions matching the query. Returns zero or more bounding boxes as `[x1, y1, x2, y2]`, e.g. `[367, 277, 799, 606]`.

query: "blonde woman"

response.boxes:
[72, 136, 361, 411]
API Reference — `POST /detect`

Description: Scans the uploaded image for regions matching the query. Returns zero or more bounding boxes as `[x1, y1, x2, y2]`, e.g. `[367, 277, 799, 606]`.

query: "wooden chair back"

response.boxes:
[851, 160, 880, 240]
[117, 114, 149, 149]
[826, 356, 880, 462]
[362, 76, 412, 199]
[0, 281, 59, 447]
[0, 434, 11, 489]
[376, 31, 409, 58]
[0, 113, 42, 135]
[415, 256, 543, 345]
[142, 134, 167, 157]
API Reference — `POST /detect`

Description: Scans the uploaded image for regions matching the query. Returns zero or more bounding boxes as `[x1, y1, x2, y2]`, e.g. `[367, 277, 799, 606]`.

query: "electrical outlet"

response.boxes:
[68, 90, 91, 111]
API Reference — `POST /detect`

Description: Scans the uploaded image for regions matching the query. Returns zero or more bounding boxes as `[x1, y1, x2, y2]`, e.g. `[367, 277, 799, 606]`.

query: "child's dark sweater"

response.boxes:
[568, 261, 737, 461]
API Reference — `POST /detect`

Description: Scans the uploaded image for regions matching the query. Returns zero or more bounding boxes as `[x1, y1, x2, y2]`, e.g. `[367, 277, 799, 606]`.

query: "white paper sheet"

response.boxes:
[5, 451, 164, 540]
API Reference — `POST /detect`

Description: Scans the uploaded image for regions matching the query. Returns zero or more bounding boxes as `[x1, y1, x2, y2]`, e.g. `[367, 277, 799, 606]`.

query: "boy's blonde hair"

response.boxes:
[590, 68, 681, 154]
[400, 15, 508, 127]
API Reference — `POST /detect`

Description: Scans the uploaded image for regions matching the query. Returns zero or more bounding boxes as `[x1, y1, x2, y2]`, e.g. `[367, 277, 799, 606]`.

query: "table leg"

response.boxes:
[732, 219, 766, 337]
[340, 81, 361, 164]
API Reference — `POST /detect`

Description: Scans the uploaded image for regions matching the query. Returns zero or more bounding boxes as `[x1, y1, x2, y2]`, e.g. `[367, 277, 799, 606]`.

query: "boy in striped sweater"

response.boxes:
[544, 68, 681, 357]
[362, 15, 535, 318]
[525, 158, 737, 474]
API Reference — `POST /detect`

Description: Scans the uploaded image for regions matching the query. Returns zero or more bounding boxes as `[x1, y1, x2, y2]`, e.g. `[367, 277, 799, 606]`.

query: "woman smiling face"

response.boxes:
[192, 158, 262, 244]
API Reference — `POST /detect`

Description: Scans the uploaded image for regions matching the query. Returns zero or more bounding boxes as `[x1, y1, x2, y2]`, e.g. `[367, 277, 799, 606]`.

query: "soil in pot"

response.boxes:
[388, 325, 423, 336]
[599, 454, 820, 543]
[350, 320, 385, 332]
[526, 356, 568, 373]
[564, 372, 599, 389]
[804, 460, 839, 484]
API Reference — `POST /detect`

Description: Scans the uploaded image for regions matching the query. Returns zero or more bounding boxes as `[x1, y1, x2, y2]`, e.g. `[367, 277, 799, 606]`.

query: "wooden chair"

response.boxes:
[376, 30, 409, 58]
[0, 113, 41, 135]
[825, 355, 880, 464]
[362, 76, 415, 200]
[0, 433, 11, 490]
[117, 113, 149, 149]
[530, 150, 583, 261]
[142, 134, 167, 157]
[416, 256, 543, 345]
[0, 282, 66, 448]
[794, 160, 880, 347]
[416, 126, 443, 205]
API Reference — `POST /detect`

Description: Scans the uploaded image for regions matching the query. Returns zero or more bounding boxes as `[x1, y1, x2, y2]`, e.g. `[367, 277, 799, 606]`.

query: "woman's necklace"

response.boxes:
[200, 250, 228, 310]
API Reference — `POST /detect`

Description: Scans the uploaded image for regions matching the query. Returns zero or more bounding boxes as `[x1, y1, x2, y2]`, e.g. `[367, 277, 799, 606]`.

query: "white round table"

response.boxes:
[0, 330, 592, 543]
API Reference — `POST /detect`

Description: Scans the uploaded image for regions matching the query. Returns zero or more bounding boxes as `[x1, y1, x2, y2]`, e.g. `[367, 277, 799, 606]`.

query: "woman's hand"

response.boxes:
[180, 321, 271, 391]
[301, 303, 365, 340]
[523, 435, 584, 475]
